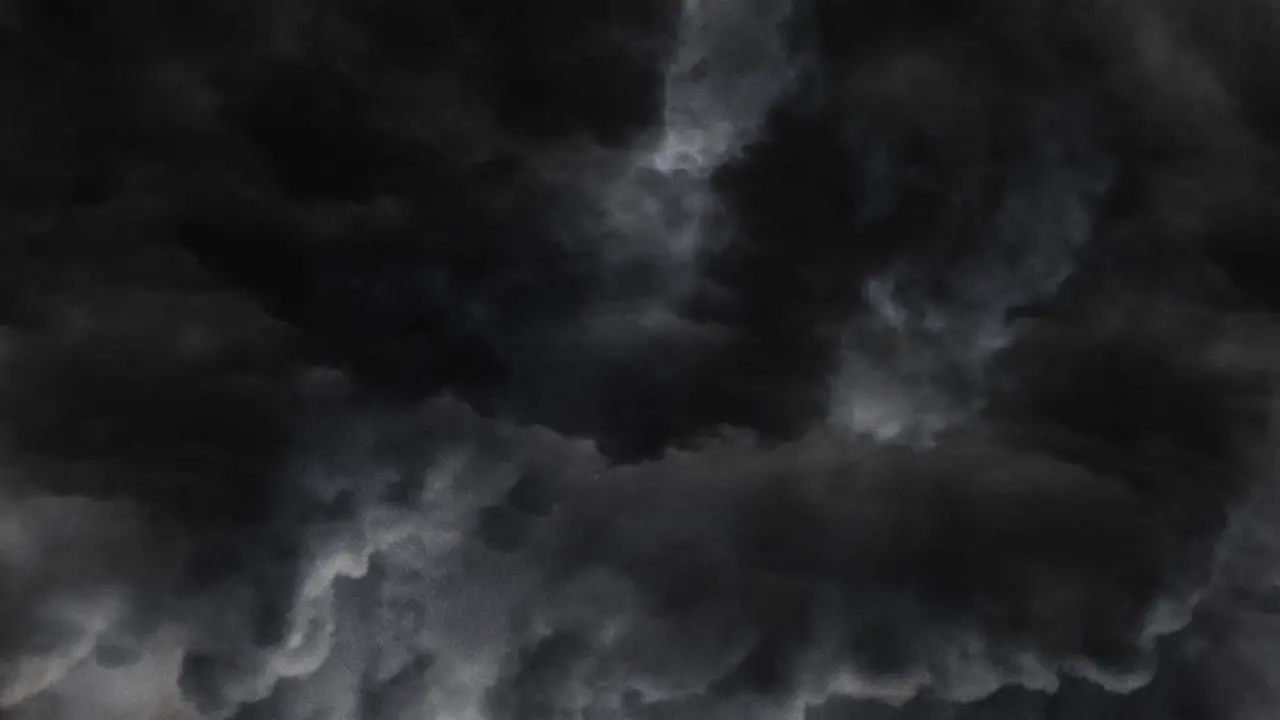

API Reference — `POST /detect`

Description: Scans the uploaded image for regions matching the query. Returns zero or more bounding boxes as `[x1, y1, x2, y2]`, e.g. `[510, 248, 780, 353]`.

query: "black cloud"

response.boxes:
[3, 1, 1280, 719]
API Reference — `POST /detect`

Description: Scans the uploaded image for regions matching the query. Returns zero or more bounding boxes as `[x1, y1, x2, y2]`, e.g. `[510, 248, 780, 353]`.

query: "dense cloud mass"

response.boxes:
[4, 0, 1280, 718]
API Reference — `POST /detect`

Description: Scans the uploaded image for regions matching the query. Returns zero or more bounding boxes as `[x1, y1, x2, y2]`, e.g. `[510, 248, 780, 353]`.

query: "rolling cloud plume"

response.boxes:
[3, 1, 1280, 719]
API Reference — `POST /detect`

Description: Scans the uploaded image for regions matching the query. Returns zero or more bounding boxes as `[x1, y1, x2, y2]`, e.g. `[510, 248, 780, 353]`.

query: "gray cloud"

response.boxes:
[3, 0, 1280, 719]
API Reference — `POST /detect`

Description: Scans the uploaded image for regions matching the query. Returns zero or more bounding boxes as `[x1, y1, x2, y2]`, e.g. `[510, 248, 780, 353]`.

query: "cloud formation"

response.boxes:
[3, 0, 1280, 718]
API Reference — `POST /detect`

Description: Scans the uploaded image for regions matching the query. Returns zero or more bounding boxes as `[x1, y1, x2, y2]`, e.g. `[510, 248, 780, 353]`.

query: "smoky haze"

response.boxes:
[3, 1, 1280, 719]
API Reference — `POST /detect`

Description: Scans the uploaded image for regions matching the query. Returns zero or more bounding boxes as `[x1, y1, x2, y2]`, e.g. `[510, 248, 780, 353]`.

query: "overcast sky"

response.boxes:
[3, 1, 1280, 718]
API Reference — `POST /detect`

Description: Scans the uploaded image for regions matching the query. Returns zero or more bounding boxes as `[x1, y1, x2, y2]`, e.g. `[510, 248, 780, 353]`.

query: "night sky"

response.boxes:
[3, 1, 1280, 718]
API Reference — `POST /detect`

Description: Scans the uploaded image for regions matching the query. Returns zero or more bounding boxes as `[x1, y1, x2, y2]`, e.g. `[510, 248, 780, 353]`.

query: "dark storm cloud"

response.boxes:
[7, 397, 1203, 719]
[4, 0, 1280, 718]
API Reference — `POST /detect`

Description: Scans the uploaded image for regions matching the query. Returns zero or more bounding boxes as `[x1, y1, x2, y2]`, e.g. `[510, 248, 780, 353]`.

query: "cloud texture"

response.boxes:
[3, 0, 1280, 718]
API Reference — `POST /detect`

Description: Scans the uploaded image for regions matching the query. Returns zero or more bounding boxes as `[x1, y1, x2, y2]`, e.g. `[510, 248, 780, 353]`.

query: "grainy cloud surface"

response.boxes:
[3, 1, 1280, 718]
